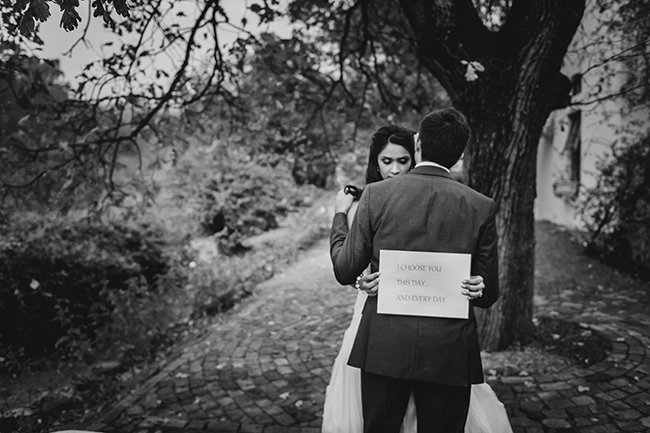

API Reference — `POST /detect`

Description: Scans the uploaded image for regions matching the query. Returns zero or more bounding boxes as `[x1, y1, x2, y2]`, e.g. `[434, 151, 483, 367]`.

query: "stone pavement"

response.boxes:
[85, 223, 650, 433]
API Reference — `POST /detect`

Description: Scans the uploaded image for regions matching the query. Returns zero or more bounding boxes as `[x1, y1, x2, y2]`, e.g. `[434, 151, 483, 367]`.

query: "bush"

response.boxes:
[579, 134, 650, 277]
[189, 203, 330, 320]
[198, 163, 308, 254]
[0, 215, 170, 360]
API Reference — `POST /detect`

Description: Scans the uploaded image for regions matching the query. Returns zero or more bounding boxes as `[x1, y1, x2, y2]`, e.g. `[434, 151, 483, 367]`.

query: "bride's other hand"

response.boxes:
[335, 189, 356, 214]
[461, 275, 485, 300]
[356, 271, 380, 297]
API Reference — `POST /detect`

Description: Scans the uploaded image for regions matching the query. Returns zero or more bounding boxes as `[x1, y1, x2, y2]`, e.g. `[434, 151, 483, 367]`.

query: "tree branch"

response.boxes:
[569, 83, 648, 106]
[127, 1, 215, 140]
[398, 0, 494, 97]
[63, 0, 93, 56]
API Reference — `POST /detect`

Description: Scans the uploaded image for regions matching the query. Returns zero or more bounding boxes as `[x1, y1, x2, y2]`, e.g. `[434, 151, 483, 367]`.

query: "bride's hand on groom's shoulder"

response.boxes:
[335, 189, 355, 214]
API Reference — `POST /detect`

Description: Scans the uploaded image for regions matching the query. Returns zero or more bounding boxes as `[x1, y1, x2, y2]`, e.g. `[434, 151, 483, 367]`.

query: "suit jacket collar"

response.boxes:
[410, 165, 455, 179]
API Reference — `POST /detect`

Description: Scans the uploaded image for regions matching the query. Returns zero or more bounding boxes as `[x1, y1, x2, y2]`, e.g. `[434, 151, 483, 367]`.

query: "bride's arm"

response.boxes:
[334, 198, 380, 294]
[330, 188, 374, 285]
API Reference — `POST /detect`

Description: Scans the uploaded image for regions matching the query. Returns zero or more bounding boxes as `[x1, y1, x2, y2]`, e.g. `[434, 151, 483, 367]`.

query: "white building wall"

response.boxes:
[534, 0, 644, 229]
[535, 115, 579, 227]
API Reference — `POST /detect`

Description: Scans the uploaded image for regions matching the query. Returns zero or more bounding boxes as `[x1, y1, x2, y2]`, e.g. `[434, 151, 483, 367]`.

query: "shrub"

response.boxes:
[198, 163, 307, 254]
[0, 215, 170, 360]
[579, 134, 650, 276]
[188, 202, 330, 320]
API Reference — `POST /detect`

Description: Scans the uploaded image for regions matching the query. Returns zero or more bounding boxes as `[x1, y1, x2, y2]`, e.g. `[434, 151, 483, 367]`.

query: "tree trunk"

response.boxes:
[400, 0, 584, 349]
[460, 92, 551, 349]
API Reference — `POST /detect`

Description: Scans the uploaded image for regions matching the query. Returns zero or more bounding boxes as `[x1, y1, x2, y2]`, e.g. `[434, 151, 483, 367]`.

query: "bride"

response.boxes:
[322, 124, 513, 433]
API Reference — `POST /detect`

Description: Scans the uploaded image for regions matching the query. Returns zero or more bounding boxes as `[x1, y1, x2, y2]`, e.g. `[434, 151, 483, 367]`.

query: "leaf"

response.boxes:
[15, 0, 31, 12]
[112, 0, 130, 18]
[155, 69, 169, 79]
[91, 0, 113, 25]
[30, 0, 51, 22]
[92, 2, 104, 17]
[46, 83, 68, 102]
[18, 114, 31, 125]
[19, 11, 36, 36]
[60, 1, 82, 32]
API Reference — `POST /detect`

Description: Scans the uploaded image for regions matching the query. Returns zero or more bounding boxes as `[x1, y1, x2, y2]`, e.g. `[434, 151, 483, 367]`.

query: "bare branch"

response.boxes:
[127, 1, 215, 140]
[569, 83, 648, 106]
[580, 39, 650, 76]
[63, 0, 93, 56]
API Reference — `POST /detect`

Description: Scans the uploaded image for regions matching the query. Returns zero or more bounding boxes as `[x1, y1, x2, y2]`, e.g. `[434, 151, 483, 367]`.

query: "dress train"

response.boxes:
[322, 292, 513, 433]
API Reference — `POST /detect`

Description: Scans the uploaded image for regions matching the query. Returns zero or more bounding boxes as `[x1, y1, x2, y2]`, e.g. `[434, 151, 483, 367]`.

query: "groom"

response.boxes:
[330, 108, 499, 432]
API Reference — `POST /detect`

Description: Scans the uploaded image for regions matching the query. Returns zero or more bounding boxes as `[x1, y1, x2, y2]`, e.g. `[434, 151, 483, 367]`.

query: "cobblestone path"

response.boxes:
[87, 223, 650, 433]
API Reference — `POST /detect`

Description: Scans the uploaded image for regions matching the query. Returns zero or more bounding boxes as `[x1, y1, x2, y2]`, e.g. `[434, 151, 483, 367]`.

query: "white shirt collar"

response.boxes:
[414, 161, 451, 173]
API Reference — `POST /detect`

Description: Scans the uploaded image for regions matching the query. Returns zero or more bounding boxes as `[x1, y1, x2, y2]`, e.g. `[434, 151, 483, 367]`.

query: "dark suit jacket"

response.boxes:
[330, 165, 499, 386]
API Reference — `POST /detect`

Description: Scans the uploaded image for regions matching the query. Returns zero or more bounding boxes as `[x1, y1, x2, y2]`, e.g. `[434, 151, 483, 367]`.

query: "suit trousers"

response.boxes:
[360, 370, 470, 433]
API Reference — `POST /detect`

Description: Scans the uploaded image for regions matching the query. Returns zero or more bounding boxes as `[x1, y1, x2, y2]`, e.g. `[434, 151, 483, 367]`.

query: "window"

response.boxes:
[571, 73, 582, 96]
[553, 110, 581, 198]
[566, 111, 581, 183]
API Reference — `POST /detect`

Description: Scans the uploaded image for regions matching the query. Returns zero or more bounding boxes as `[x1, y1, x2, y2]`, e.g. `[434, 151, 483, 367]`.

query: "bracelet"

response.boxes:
[355, 272, 365, 290]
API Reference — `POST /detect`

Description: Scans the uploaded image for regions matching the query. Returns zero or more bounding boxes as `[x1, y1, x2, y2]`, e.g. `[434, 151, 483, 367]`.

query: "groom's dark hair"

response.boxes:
[418, 108, 470, 168]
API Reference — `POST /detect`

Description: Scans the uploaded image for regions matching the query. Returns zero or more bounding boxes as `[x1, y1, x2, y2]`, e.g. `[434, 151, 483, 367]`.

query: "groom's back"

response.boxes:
[346, 164, 498, 386]
[364, 166, 493, 272]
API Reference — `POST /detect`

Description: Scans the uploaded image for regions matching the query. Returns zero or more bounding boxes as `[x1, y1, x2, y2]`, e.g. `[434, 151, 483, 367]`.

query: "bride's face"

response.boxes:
[377, 142, 412, 180]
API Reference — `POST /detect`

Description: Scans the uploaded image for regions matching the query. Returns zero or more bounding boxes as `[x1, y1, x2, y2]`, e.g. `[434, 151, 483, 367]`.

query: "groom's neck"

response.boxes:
[415, 160, 451, 173]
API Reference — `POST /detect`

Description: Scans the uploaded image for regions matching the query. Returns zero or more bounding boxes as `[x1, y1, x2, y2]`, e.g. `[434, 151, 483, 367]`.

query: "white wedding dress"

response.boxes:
[321, 290, 514, 433]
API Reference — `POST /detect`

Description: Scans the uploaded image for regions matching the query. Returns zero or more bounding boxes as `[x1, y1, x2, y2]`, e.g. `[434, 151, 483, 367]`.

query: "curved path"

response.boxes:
[86, 223, 650, 433]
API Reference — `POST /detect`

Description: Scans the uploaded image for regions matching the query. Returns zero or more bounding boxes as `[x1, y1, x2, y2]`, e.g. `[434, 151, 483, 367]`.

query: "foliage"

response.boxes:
[2, 0, 239, 196]
[188, 249, 274, 319]
[0, 42, 108, 213]
[2, 1, 447, 196]
[198, 160, 308, 254]
[226, 32, 345, 187]
[156, 130, 311, 255]
[286, 1, 448, 117]
[590, 0, 650, 106]
[579, 134, 650, 277]
[189, 193, 330, 320]
[0, 214, 171, 362]
[226, 28, 446, 189]
[0, 181, 330, 433]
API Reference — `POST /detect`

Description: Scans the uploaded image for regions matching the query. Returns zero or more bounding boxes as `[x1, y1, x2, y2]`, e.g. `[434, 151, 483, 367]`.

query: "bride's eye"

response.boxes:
[398, 157, 410, 165]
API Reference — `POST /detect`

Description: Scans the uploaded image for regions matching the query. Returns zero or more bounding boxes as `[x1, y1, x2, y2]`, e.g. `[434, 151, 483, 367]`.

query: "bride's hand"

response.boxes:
[462, 275, 485, 300]
[335, 189, 356, 214]
[356, 271, 380, 297]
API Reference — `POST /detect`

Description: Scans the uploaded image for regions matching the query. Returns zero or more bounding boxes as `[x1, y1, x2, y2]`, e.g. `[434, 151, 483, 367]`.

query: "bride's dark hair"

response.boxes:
[365, 125, 416, 185]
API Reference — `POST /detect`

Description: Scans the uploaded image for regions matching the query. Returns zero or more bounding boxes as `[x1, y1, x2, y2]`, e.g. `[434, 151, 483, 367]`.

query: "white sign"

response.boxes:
[377, 250, 471, 319]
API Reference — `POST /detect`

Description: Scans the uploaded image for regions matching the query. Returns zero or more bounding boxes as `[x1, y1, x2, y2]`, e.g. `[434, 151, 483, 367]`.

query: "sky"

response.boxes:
[33, 0, 292, 86]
